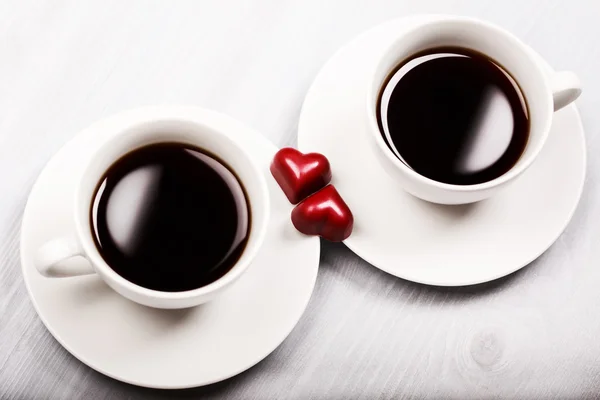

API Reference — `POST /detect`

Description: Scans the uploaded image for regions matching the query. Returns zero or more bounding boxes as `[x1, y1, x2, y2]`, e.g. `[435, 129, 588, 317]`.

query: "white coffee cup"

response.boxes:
[34, 113, 270, 309]
[366, 16, 582, 205]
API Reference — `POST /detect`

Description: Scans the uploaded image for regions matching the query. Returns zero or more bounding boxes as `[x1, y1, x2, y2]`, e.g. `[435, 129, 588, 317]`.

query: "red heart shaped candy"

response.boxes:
[270, 148, 332, 204]
[291, 185, 354, 242]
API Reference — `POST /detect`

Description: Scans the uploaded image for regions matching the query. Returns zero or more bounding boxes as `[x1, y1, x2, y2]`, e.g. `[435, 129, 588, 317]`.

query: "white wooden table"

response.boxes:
[1, 1, 599, 398]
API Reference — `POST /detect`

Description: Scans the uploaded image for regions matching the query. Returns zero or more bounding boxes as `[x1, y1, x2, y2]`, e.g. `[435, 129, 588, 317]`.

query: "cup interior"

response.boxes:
[74, 117, 270, 298]
[367, 17, 554, 188]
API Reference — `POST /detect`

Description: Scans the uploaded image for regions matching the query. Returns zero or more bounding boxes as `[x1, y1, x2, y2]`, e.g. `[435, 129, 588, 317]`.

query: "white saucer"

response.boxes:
[298, 16, 586, 286]
[20, 107, 320, 389]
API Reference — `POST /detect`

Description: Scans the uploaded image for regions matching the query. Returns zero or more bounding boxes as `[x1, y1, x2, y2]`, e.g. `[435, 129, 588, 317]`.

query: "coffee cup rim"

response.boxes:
[365, 15, 554, 193]
[72, 111, 270, 304]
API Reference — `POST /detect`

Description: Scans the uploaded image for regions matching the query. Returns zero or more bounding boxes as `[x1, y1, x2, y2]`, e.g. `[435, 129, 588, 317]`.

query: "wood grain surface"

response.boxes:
[1, 0, 599, 399]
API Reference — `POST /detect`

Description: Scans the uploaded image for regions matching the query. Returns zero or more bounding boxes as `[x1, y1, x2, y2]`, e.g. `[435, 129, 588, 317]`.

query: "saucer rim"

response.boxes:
[298, 15, 586, 287]
[20, 106, 321, 389]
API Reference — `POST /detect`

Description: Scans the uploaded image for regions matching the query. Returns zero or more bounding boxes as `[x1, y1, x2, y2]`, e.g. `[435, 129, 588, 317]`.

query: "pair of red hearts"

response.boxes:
[270, 148, 353, 242]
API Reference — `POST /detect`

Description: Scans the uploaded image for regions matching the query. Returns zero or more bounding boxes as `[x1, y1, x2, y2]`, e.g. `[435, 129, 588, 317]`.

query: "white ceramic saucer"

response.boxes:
[21, 107, 320, 389]
[298, 16, 586, 286]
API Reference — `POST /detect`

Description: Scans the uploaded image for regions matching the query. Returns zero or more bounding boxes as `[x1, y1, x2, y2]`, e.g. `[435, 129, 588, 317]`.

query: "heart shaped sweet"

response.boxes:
[270, 148, 332, 204]
[291, 185, 354, 242]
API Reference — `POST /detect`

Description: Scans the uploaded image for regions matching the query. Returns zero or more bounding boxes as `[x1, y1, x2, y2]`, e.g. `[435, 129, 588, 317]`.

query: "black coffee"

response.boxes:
[378, 47, 529, 185]
[91, 143, 250, 292]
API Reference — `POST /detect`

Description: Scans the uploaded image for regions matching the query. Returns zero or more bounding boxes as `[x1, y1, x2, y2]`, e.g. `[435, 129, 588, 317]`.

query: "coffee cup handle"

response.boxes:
[551, 71, 582, 111]
[34, 236, 96, 277]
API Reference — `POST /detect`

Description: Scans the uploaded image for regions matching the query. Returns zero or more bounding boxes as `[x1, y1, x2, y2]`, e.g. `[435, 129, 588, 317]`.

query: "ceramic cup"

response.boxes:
[33, 114, 270, 309]
[366, 16, 582, 205]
